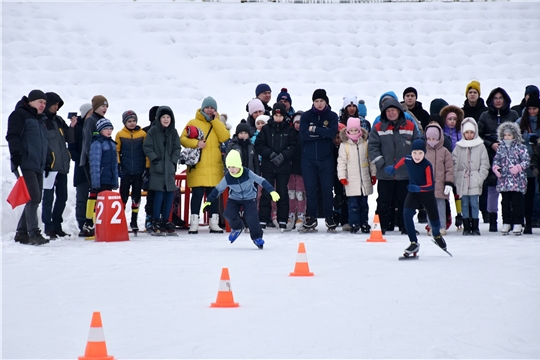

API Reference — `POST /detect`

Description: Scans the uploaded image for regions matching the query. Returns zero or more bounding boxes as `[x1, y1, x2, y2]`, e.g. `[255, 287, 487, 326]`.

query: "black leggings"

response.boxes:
[403, 191, 441, 243]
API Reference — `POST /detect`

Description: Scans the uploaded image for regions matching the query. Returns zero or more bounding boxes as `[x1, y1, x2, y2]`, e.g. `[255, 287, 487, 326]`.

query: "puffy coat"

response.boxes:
[89, 134, 118, 190]
[493, 122, 530, 194]
[44, 112, 73, 175]
[299, 105, 338, 161]
[5, 97, 48, 173]
[452, 118, 490, 196]
[369, 98, 421, 181]
[180, 109, 230, 187]
[115, 125, 148, 175]
[255, 118, 298, 174]
[462, 97, 488, 122]
[337, 127, 376, 197]
[144, 106, 181, 192]
[478, 87, 520, 186]
[424, 123, 454, 199]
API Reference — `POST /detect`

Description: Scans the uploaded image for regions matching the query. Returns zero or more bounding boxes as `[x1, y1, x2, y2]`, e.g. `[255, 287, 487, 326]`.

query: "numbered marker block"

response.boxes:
[95, 191, 129, 242]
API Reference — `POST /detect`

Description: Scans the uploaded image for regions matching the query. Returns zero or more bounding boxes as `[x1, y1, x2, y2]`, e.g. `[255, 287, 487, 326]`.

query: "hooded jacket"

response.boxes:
[424, 123, 454, 199]
[372, 91, 422, 133]
[440, 105, 464, 151]
[337, 127, 376, 197]
[68, 115, 88, 186]
[462, 97, 488, 122]
[225, 135, 260, 175]
[452, 118, 490, 197]
[89, 134, 119, 190]
[143, 106, 181, 192]
[492, 122, 530, 194]
[44, 92, 74, 174]
[368, 98, 421, 181]
[6, 97, 49, 173]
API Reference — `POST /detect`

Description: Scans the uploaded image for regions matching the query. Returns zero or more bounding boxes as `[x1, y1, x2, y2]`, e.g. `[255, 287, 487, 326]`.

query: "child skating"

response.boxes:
[202, 150, 280, 249]
[385, 139, 451, 259]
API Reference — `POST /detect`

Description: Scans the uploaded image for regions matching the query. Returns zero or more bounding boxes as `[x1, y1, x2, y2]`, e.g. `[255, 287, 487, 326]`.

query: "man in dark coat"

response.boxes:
[402, 87, 430, 131]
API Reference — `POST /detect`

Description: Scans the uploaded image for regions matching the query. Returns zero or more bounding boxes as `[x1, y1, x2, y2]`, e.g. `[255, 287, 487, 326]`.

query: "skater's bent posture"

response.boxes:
[385, 139, 447, 256]
[202, 150, 280, 249]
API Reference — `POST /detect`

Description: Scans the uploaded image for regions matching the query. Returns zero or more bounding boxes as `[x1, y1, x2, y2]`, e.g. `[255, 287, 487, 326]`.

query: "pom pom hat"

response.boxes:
[277, 88, 292, 105]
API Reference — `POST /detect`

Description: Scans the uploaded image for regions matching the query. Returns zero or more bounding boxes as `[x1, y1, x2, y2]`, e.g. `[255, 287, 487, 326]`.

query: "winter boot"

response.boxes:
[325, 216, 337, 232]
[501, 223, 511, 235]
[462, 218, 471, 236]
[14, 231, 30, 244]
[482, 210, 490, 224]
[455, 213, 463, 229]
[342, 223, 351, 232]
[513, 224, 522, 236]
[209, 213, 223, 233]
[188, 214, 199, 234]
[229, 228, 244, 243]
[524, 216, 533, 234]
[28, 230, 49, 245]
[55, 230, 70, 237]
[145, 215, 153, 232]
[82, 220, 95, 237]
[404, 242, 420, 255]
[433, 234, 447, 250]
[471, 218, 481, 236]
[489, 212, 498, 232]
[45, 231, 58, 240]
[350, 225, 359, 234]
[130, 211, 139, 231]
[360, 223, 371, 234]
[164, 222, 176, 234]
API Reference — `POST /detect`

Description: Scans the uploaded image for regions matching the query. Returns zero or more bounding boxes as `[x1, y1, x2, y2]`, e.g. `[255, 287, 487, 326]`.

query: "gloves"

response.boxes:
[44, 164, 51, 177]
[142, 168, 150, 191]
[152, 158, 159, 165]
[492, 165, 501, 178]
[89, 189, 99, 200]
[270, 153, 285, 167]
[270, 191, 280, 202]
[509, 164, 522, 175]
[444, 185, 452, 195]
[384, 165, 396, 176]
[371, 176, 377, 186]
[407, 184, 421, 193]
[340, 178, 349, 186]
[529, 135, 538, 144]
[11, 152, 22, 167]
[269, 152, 277, 159]
[201, 201, 212, 212]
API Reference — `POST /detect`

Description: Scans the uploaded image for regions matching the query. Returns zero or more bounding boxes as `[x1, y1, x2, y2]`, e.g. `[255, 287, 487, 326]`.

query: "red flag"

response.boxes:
[7, 176, 31, 209]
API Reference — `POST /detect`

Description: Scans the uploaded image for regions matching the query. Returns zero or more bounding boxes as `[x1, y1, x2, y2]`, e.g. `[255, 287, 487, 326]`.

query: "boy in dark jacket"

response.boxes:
[226, 121, 260, 174]
[255, 102, 298, 230]
[115, 110, 147, 232]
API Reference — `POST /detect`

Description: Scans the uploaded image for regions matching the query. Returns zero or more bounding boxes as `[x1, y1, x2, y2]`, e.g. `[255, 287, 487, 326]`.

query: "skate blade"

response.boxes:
[399, 254, 419, 261]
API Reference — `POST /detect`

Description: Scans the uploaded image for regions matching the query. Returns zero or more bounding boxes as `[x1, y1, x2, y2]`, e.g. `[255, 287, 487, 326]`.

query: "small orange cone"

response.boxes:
[210, 268, 239, 308]
[78, 312, 114, 360]
[366, 214, 387, 242]
[289, 242, 314, 276]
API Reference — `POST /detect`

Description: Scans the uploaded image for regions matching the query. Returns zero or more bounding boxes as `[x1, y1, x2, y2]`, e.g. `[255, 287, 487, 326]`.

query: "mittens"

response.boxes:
[492, 165, 501, 178]
[371, 176, 377, 186]
[340, 178, 348, 185]
[384, 165, 396, 176]
[407, 184, 421, 193]
[444, 185, 452, 195]
[270, 191, 280, 202]
[202, 201, 212, 212]
[509, 164, 522, 175]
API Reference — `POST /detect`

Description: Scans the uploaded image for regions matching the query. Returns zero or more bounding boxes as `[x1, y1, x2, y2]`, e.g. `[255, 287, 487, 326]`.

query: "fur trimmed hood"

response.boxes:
[497, 121, 523, 143]
[339, 126, 368, 143]
[440, 105, 464, 130]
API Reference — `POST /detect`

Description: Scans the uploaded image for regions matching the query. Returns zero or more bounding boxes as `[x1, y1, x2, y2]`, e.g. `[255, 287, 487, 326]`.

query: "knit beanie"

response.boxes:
[526, 94, 540, 108]
[403, 87, 418, 98]
[92, 95, 108, 111]
[276, 87, 292, 105]
[462, 121, 476, 134]
[430, 98, 449, 116]
[235, 121, 251, 136]
[255, 83, 271, 97]
[201, 96, 217, 111]
[312, 89, 329, 104]
[122, 110, 137, 124]
[96, 118, 114, 133]
[524, 85, 539, 97]
[411, 139, 426, 153]
[465, 80, 481, 96]
[272, 102, 287, 118]
[346, 117, 362, 142]
[248, 99, 265, 115]
[225, 150, 244, 178]
[342, 94, 358, 110]
[255, 114, 269, 125]
[357, 100, 367, 117]
[79, 103, 93, 119]
[27, 89, 47, 102]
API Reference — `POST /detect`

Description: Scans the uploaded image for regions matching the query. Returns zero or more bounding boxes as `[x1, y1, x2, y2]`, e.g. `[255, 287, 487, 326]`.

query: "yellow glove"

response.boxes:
[201, 201, 212, 212]
[270, 191, 280, 202]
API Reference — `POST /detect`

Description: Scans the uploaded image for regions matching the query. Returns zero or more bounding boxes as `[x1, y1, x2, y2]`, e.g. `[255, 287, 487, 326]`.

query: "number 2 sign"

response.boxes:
[94, 191, 130, 242]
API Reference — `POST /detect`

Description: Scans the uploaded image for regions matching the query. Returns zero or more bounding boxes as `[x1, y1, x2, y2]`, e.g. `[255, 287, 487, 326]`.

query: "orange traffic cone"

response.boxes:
[289, 242, 314, 276]
[210, 268, 239, 308]
[78, 312, 114, 360]
[366, 214, 387, 242]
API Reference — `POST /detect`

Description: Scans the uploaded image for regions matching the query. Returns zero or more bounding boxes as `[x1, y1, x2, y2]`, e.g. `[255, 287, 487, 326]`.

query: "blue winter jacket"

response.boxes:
[299, 105, 338, 161]
[89, 134, 119, 190]
[207, 167, 274, 203]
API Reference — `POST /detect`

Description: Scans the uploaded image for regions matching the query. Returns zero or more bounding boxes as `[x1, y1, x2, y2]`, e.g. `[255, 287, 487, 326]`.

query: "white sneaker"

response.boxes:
[513, 224, 522, 235]
[501, 224, 511, 235]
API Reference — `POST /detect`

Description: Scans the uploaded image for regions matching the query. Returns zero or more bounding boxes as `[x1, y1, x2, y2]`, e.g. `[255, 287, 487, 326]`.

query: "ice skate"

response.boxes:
[209, 214, 223, 234]
[501, 224, 511, 235]
[399, 242, 419, 260]
[513, 224, 522, 236]
[300, 217, 318, 233]
[228, 228, 243, 243]
[433, 234, 447, 250]
[325, 217, 337, 233]
[360, 223, 371, 234]
[253, 238, 264, 249]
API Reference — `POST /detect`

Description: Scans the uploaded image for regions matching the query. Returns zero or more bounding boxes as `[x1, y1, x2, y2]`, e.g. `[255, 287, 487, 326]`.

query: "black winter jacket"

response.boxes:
[255, 119, 298, 174]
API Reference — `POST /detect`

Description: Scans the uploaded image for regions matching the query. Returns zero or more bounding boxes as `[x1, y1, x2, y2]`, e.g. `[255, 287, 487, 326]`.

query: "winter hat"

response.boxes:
[312, 89, 329, 104]
[220, 113, 231, 130]
[272, 102, 287, 118]
[96, 118, 114, 133]
[201, 96, 217, 111]
[425, 127, 440, 140]
[346, 117, 362, 142]
[524, 85, 539, 97]
[225, 150, 244, 178]
[342, 94, 358, 110]
[79, 103, 92, 119]
[358, 100, 367, 117]
[255, 114, 269, 125]
[248, 99, 265, 115]
[462, 121, 476, 134]
[122, 110, 137, 124]
[235, 121, 251, 136]
[255, 83, 271, 97]
[45, 92, 64, 109]
[430, 98, 449, 116]
[428, 114, 444, 128]
[91, 95, 108, 111]
[293, 114, 302, 124]
[411, 139, 426, 153]
[403, 87, 418, 98]
[526, 94, 540, 108]
[465, 80, 481, 96]
[277, 87, 292, 105]
[27, 89, 47, 103]
[149, 105, 159, 123]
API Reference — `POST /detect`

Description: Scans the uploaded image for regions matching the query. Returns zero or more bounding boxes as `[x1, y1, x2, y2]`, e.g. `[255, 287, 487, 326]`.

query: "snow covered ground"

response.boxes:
[2, 1, 540, 359]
